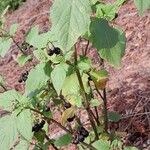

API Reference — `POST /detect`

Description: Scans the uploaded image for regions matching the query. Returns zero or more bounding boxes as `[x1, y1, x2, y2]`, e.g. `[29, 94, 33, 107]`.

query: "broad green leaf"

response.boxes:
[17, 54, 32, 67]
[90, 18, 126, 67]
[0, 90, 21, 111]
[134, 0, 150, 15]
[0, 114, 18, 150]
[50, 0, 91, 51]
[33, 49, 48, 62]
[90, 99, 102, 107]
[26, 27, 55, 49]
[124, 147, 138, 150]
[108, 111, 121, 122]
[54, 134, 72, 147]
[0, 38, 12, 57]
[96, 0, 125, 21]
[9, 23, 19, 35]
[51, 64, 67, 95]
[92, 139, 110, 150]
[78, 56, 92, 72]
[17, 109, 33, 141]
[62, 73, 79, 96]
[90, 0, 99, 5]
[61, 106, 75, 126]
[14, 139, 29, 150]
[25, 63, 51, 96]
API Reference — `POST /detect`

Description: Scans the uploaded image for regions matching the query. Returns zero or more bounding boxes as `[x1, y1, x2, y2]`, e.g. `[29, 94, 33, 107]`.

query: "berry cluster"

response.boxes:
[73, 127, 89, 144]
[18, 71, 28, 83]
[32, 120, 45, 132]
[47, 47, 61, 56]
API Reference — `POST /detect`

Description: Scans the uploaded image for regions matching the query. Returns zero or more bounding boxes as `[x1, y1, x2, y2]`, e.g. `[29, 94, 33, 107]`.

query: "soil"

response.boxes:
[0, 0, 150, 149]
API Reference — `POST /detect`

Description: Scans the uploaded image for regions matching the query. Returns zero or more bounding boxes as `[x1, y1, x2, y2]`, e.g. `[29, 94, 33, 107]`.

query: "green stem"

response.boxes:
[74, 45, 99, 140]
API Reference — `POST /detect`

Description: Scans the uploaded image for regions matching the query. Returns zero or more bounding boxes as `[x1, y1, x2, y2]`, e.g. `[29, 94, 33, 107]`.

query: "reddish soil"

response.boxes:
[0, 0, 150, 149]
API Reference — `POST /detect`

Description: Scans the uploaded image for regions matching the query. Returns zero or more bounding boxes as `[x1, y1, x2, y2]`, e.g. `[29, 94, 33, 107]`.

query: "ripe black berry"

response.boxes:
[18, 78, 23, 83]
[78, 135, 85, 142]
[45, 106, 50, 112]
[47, 49, 54, 56]
[40, 120, 45, 127]
[32, 123, 41, 132]
[67, 115, 75, 122]
[72, 138, 79, 144]
[79, 127, 89, 138]
[64, 102, 71, 109]
[88, 76, 92, 81]
[53, 47, 61, 55]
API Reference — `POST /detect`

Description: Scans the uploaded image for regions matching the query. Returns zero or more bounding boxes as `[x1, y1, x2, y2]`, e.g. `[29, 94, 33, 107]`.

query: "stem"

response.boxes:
[74, 45, 99, 140]
[11, 37, 26, 55]
[29, 107, 96, 150]
[43, 131, 59, 150]
[0, 83, 7, 91]
[84, 40, 89, 56]
[103, 88, 108, 133]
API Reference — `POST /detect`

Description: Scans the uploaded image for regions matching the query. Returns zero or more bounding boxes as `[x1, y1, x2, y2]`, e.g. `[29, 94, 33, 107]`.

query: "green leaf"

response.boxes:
[90, 99, 102, 107]
[50, 0, 91, 51]
[124, 147, 138, 150]
[51, 64, 67, 95]
[92, 139, 110, 150]
[9, 23, 19, 35]
[108, 111, 121, 122]
[17, 109, 33, 141]
[26, 27, 55, 49]
[0, 90, 21, 111]
[54, 133, 72, 147]
[134, 0, 150, 15]
[14, 139, 29, 150]
[17, 54, 32, 67]
[96, 0, 125, 21]
[33, 49, 48, 62]
[78, 56, 92, 72]
[90, 18, 126, 67]
[0, 114, 18, 150]
[25, 63, 51, 96]
[0, 38, 12, 57]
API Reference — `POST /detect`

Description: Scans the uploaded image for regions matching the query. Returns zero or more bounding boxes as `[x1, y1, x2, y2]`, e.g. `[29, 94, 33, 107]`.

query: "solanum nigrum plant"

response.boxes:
[0, 0, 149, 150]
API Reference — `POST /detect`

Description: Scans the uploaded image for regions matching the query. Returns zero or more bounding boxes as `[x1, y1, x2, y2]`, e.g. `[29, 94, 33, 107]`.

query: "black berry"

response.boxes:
[47, 49, 54, 56]
[88, 76, 92, 81]
[67, 115, 75, 122]
[53, 47, 61, 55]
[78, 135, 85, 142]
[72, 138, 79, 144]
[64, 102, 71, 109]
[32, 123, 41, 132]
[18, 78, 23, 83]
[45, 106, 50, 112]
[40, 120, 45, 127]
[79, 127, 89, 138]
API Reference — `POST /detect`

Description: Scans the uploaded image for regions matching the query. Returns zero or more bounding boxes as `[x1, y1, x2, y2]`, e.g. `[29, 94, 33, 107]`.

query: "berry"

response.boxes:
[53, 47, 61, 55]
[72, 138, 79, 144]
[67, 115, 75, 122]
[18, 78, 23, 83]
[45, 106, 50, 112]
[39, 120, 45, 128]
[78, 135, 85, 142]
[32, 123, 41, 132]
[47, 49, 54, 56]
[88, 76, 92, 81]
[79, 127, 89, 138]
[64, 102, 71, 109]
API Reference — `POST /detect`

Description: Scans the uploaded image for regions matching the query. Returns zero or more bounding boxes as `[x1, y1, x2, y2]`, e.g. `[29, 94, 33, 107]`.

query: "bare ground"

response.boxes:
[0, 0, 150, 149]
